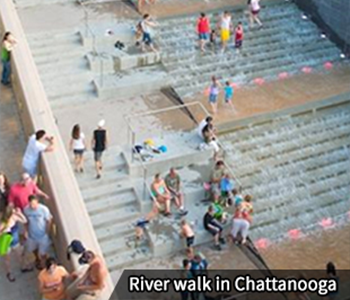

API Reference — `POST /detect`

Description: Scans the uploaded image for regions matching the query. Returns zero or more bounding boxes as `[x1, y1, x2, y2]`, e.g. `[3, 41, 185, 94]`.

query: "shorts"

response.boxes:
[186, 236, 195, 248]
[143, 32, 152, 45]
[211, 183, 221, 196]
[73, 149, 85, 156]
[25, 235, 51, 256]
[231, 218, 250, 239]
[198, 33, 209, 40]
[206, 224, 221, 236]
[251, 9, 260, 15]
[209, 94, 218, 103]
[23, 164, 37, 178]
[94, 151, 104, 162]
[221, 29, 230, 42]
[235, 39, 243, 48]
[225, 96, 233, 103]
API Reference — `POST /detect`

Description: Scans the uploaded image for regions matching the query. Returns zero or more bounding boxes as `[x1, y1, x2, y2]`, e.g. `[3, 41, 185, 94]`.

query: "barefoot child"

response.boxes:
[180, 219, 195, 250]
[209, 29, 217, 52]
[224, 81, 237, 113]
[135, 203, 158, 246]
[235, 22, 244, 52]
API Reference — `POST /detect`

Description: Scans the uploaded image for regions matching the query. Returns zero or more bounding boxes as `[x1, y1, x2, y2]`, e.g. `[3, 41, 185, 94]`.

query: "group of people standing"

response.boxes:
[197, 0, 263, 54]
[0, 128, 107, 299]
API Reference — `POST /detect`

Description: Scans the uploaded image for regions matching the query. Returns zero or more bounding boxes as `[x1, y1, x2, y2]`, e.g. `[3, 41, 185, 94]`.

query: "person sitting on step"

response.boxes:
[165, 168, 188, 216]
[151, 173, 171, 217]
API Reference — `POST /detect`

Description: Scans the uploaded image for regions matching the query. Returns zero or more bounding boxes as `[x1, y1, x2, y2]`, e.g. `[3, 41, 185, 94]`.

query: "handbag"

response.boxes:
[0, 232, 13, 256]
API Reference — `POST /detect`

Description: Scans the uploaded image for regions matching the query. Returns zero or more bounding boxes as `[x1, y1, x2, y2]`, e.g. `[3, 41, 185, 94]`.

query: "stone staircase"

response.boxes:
[221, 101, 350, 241]
[14, 0, 74, 8]
[157, 1, 346, 98]
[26, 30, 97, 110]
[74, 147, 153, 275]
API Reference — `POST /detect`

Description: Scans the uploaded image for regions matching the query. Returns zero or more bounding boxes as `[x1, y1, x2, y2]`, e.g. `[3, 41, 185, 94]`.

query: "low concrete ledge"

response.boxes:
[0, 0, 113, 298]
[93, 69, 169, 99]
[116, 51, 162, 71]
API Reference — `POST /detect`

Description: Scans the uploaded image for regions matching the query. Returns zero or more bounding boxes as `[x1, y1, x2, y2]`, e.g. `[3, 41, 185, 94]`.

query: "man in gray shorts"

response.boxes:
[23, 195, 52, 271]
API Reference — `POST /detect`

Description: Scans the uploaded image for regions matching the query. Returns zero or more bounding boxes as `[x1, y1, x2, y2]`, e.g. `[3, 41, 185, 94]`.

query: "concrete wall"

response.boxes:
[294, 0, 350, 51]
[0, 1, 113, 299]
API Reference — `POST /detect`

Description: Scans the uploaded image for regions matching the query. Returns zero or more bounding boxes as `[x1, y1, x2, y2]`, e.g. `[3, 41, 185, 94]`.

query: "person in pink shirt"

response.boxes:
[7, 173, 49, 211]
[197, 12, 210, 52]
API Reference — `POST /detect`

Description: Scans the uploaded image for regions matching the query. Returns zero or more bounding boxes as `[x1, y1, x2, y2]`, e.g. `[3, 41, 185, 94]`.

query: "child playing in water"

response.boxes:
[235, 22, 244, 52]
[180, 219, 195, 250]
[135, 203, 158, 246]
[224, 81, 237, 113]
[209, 29, 217, 52]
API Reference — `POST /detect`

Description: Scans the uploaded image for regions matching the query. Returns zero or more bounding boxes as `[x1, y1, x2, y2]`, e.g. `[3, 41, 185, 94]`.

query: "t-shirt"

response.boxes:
[24, 204, 52, 241]
[197, 119, 207, 138]
[224, 86, 233, 98]
[211, 167, 225, 183]
[1, 46, 10, 62]
[141, 20, 151, 34]
[8, 182, 39, 211]
[39, 266, 68, 300]
[203, 212, 214, 230]
[165, 173, 181, 192]
[235, 27, 243, 40]
[221, 16, 231, 30]
[93, 129, 106, 152]
[251, 0, 260, 11]
[197, 17, 210, 34]
[22, 134, 47, 172]
[210, 84, 219, 95]
[220, 177, 234, 192]
[72, 133, 85, 150]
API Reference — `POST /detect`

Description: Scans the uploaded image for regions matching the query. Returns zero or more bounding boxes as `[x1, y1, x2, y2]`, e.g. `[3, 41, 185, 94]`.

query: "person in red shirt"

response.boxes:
[235, 22, 244, 52]
[197, 12, 210, 52]
[7, 173, 49, 211]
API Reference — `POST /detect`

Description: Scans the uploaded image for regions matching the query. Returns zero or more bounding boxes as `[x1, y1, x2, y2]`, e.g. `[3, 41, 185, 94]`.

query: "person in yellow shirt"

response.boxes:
[38, 257, 69, 300]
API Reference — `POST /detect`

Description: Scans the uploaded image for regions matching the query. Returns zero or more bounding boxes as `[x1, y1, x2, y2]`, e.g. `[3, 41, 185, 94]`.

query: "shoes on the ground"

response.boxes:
[96, 174, 101, 179]
[219, 237, 226, 245]
[164, 212, 172, 217]
[21, 267, 34, 273]
[179, 209, 188, 216]
[215, 244, 222, 251]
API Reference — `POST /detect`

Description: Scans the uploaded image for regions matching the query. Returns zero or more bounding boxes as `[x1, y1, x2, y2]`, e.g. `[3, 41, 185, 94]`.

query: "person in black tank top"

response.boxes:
[92, 120, 108, 179]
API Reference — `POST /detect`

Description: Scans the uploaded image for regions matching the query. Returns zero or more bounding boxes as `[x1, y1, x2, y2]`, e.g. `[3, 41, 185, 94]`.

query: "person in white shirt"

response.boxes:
[69, 124, 87, 173]
[218, 11, 233, 53]
[249, 0, 263, 28]
[22, 130, 54, 180]
[141, 14, 158, 53]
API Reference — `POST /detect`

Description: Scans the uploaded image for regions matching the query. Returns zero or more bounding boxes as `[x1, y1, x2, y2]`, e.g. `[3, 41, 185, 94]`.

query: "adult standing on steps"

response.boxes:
[249, 0, 263, 28]
[69, 124, 87, 173]
[218, 11, 232, 53]
[197, 13, 210, 53]
[141, 14, 158, 53]
[1, 32, 16, 86]
[91, 120, 108, 179]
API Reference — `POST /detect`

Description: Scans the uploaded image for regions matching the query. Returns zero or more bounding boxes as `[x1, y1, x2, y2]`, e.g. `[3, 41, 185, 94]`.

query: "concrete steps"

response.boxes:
[222, 103, 350, 242]
[14, 0, 74, 8]
[157, 1, 346, 97]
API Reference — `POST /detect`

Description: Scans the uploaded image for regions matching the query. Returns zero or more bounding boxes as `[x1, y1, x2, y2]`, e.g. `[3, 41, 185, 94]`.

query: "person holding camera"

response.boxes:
[22, 130, 55, 181]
